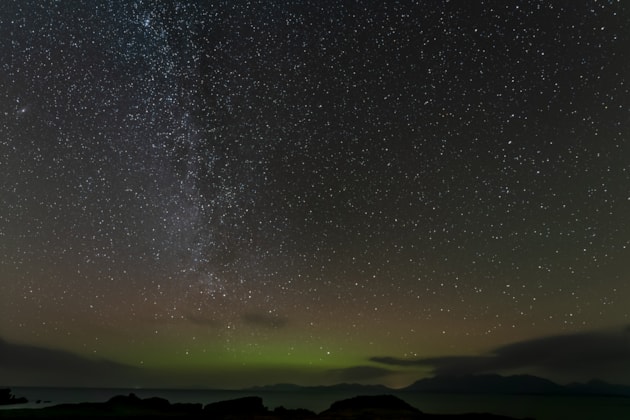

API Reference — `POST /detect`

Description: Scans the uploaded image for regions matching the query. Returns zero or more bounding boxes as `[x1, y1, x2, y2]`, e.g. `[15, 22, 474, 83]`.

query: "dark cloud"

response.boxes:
[0, 337, 142, 387]
[242, 313, 288, 329]
[328, 365, 395, 382]
[371, 326, 630, 383]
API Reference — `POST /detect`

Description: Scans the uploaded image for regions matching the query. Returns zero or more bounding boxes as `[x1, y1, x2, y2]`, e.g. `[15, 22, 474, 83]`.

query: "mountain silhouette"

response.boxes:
[402, 374, 630, 396]
[249, 374, 630, 397]
[248, 382, 390, 393]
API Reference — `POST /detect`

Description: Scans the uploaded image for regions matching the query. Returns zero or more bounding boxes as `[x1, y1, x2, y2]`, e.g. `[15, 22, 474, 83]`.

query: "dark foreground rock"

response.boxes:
[318, 395, 529, 420]
[319, 394, 423, 419]
[204, 396, 268, 417]
[0, 393, 202, 418]
[0, 389, 28, 406]
[0, 393, 530, 419]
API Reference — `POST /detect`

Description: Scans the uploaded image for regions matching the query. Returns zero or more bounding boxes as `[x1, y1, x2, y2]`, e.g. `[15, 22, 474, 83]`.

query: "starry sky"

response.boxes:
[1, 0, 630, 389]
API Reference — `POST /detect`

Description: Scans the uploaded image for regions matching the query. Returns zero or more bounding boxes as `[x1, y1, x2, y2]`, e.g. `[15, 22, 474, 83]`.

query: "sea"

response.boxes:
[2, 387, 630, 420]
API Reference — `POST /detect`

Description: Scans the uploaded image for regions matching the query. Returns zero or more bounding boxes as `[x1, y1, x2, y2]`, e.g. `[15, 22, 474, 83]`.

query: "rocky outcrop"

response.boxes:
[0, 388, 28, 405]
[319, 394, 424, 419]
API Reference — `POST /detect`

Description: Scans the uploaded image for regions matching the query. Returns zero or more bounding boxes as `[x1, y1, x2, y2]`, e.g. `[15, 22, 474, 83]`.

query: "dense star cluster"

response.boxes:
[1, 1, 629, 388]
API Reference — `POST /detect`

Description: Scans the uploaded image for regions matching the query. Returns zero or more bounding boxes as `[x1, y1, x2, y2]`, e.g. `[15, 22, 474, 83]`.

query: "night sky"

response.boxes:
[1, 0, 630, 389]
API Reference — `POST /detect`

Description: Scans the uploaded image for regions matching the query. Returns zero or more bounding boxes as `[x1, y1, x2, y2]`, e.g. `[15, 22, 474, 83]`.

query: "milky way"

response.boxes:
[1, 1, 629, 388]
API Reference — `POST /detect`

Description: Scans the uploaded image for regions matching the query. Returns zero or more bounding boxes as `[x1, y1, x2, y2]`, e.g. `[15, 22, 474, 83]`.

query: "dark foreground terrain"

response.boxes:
[0, 393, 531, 419]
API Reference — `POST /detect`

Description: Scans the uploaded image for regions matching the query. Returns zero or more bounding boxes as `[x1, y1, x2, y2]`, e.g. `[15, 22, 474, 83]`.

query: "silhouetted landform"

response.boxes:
[248, 374, 630, 397]
[565, 379, 630, 397]
[405, 374, 562, 394]
[319, 394, 422, 419]
[0, 393, 531, 419]
[203, 396, 314, 418]
[247, 382, 390, 393]
[402, 374, 630, 396]
[0, 393, 201, 418]
[319, 395, 529, 420]
[0, 389, 28, 406]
